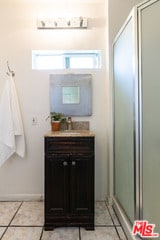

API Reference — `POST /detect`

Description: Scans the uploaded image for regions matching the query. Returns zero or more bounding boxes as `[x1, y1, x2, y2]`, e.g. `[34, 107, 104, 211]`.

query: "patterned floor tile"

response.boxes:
[107, 205, 120, 226]
[41, 227, 79, 240]
[0, 227, 6, 238]
[116, 226, 128, 240]
[1, 227, 42, 240]
[81, 227, 119, 240]
[0, 202, 21, 226]
[11, 201, 44, 226]
[0, 201, 127, 240]
[95, 202, 113, 226]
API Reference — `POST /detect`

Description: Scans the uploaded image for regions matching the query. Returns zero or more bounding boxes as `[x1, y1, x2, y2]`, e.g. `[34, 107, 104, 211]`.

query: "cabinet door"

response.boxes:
[70, 154, 94, 214]
[45, 154, 69, 215]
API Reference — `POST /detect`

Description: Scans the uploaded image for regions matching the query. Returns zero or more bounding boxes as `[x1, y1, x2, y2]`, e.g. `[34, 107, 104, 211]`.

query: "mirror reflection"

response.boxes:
[62, 86, 80, 104]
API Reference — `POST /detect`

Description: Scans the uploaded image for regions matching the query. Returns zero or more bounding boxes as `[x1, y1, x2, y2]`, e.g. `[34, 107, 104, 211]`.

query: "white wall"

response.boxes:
[0, 0, 108, 200]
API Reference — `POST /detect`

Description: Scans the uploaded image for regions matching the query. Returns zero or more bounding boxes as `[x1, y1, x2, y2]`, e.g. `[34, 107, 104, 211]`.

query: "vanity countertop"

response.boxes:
[44, 130, 95, 137]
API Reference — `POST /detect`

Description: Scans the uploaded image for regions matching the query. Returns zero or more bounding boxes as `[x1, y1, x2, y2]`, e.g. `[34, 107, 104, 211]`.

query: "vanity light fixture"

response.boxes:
[37, 17, 88, 29]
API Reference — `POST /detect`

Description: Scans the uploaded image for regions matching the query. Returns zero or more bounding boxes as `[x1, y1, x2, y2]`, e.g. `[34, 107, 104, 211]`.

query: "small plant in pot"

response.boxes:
[50, 112, 66, 131]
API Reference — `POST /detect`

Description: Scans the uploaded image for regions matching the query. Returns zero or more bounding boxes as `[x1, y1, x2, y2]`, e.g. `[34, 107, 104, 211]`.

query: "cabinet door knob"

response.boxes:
[63, 161, 68, 166]
[72, 161, 76, 166]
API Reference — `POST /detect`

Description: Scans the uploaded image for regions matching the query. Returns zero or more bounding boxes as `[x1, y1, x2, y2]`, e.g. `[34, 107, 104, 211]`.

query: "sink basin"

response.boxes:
[58, 130, 88, 135]
[45, 130, 95, 137]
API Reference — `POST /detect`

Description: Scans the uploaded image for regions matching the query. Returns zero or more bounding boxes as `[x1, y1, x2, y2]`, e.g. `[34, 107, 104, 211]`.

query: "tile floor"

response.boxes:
[0, 201, 127, 240]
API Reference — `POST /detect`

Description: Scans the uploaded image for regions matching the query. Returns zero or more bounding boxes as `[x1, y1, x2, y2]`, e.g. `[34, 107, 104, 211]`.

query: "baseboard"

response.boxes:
[0, 194, 44, 201]
[112, 196, 140, 240]
[106, 195, 113, 205]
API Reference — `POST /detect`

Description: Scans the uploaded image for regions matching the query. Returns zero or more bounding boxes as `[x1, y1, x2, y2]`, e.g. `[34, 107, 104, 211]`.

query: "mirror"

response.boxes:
[50, 74, 92, 116]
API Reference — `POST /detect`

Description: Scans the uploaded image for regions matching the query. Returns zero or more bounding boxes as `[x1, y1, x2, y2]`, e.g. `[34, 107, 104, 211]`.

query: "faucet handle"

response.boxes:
[67, 116, 72, 130]
[67, 116, 72, 122]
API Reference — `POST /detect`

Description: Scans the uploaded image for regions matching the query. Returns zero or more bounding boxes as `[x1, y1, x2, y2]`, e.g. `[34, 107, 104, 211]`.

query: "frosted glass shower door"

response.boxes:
[139, 0, 160, 235]
[113, 14, 135, 223]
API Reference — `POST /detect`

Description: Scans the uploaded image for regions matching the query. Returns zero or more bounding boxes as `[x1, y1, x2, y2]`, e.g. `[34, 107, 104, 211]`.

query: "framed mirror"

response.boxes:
[50, 74, 92, 116]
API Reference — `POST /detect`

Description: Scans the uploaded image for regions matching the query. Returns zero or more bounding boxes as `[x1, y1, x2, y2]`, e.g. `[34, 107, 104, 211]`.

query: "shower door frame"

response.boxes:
[112, 7, 140, 238]
[137, 0, 160, 222]
[112, 0, 160, 239]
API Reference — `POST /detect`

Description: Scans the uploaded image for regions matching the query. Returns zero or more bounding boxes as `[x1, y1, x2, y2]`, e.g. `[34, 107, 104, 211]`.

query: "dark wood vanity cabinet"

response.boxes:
[44, 136, 95, 230]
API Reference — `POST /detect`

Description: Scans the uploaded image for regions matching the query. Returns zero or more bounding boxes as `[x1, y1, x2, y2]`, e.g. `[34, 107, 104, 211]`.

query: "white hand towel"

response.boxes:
[0, 75, 25, 166]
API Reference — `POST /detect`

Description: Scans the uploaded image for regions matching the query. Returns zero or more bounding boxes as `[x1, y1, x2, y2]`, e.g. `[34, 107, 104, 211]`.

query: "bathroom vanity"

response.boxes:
[44, 131, 95, 230]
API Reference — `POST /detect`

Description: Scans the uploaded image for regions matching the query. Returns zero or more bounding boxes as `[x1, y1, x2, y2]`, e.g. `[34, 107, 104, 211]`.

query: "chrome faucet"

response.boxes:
[67, 116, 72, 130]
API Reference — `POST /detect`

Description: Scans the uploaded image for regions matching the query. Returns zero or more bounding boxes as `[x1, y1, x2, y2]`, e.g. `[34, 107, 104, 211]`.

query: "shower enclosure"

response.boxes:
[113, 0, 160, 239]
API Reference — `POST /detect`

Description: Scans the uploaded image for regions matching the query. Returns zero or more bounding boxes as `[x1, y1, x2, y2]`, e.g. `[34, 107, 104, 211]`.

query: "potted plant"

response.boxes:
[50, 112, 66, 131]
